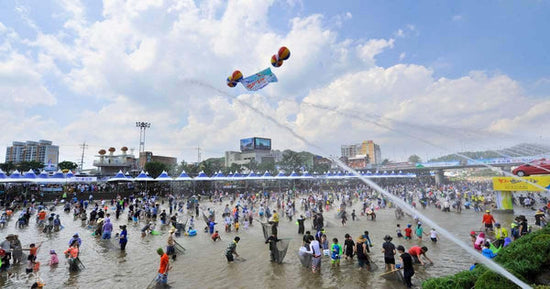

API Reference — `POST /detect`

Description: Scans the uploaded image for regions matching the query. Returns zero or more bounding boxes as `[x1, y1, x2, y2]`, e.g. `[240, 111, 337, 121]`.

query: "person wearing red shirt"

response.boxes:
[156, 248, 170, 285]
[408, 246, 433, 266]
[482, 210, 496, 232]
[404, 224, 413, 240]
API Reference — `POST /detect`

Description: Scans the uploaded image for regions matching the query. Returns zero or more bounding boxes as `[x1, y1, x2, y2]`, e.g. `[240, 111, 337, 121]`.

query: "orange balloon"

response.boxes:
[271, 55, 283, 67]
[278, 46, 290, 61]
[232, 70, 243, 82]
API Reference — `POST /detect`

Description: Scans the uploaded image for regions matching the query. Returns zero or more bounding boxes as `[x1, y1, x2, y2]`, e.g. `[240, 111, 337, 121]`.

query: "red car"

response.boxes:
[512, 158, 550, 177]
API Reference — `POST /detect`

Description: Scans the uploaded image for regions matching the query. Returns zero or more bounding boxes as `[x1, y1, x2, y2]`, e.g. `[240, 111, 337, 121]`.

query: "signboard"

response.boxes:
[254, 138, 271, 151]
[416, 161, 460, 168]
[72, 177, 98, 182]
[492, 176, 550, 192]
[240, 138, 254, 152]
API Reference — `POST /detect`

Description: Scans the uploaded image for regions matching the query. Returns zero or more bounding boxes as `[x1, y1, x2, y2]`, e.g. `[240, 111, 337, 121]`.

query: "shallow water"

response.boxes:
[0, 200, 534, 289]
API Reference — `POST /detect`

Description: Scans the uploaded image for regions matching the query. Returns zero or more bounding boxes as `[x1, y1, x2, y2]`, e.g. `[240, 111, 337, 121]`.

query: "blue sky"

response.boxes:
[0, 0, 548, 169]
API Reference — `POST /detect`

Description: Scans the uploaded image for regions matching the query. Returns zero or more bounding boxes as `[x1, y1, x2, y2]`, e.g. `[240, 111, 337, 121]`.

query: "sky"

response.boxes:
[0, 0, 549, 169]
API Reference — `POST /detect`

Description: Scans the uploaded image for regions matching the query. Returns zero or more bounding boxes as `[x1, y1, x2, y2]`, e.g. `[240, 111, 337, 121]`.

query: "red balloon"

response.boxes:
[278, 46, 290, 61]
[232, 70, 243, 82]
[271, 54, 283, 67]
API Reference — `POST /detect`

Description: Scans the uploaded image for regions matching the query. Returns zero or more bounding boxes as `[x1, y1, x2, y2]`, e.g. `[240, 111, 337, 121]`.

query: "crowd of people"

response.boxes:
[0, 177, 548, 288]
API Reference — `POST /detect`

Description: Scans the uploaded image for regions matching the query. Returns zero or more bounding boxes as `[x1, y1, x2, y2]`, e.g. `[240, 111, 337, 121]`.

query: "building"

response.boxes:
[139, 151, 177, 169]
[5, 140, 59, 167]
[225, 137, 282, 167]
[93, 146, 138, 176]
[340, 140, 382, 167]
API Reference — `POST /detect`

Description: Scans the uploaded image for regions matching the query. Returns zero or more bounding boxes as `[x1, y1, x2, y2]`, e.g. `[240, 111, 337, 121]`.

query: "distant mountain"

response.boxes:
[429, 143, 550, 162]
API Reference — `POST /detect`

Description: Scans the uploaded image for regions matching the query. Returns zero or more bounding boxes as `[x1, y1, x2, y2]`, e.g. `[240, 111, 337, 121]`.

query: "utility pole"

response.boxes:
[79, 142, 88, 172]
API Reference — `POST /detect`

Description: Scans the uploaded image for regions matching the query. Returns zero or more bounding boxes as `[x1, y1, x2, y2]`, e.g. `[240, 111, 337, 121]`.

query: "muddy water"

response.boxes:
[0, 201, 531, 289]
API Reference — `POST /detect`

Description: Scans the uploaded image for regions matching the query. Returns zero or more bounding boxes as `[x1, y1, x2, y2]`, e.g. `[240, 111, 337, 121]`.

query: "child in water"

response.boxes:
[396, 224, 403, 238]
[331, 238, 342, 267]
[404, 224, 412, 240]
[49, 250, 59, 266]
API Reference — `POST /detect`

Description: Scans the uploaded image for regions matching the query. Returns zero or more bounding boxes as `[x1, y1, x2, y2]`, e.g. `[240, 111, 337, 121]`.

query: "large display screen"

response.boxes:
[254, 138, 271, 150]
[240, 138, 254, 151]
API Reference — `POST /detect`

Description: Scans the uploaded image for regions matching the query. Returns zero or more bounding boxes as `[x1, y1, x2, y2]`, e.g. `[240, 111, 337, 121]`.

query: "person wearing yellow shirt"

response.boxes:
[494, 223, 508, 248]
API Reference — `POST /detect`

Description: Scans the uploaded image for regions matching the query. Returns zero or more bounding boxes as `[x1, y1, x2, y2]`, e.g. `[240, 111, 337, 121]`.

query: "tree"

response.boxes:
[279, 150, 304, 172]
[408, 154, 422, 164]
[58, 161, 79, 171]
[0, 162, 16, 173]
[224, 163, 243, 175]
[144, 161, 170, 178]
[17, 161, 44, 172]
[199, 158, 224, 176]
[381, 159, 390, 166]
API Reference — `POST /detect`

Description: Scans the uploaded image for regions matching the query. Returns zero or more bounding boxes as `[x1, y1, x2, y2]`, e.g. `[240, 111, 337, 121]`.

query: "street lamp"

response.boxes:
[136, 122, 151, 153]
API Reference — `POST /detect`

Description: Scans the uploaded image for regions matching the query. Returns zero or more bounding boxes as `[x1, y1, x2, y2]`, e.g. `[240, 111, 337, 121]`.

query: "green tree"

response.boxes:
[279, 150, 304, 172]
[0, 162, 16, 173]
[408, 154, 422, 164]
[381, 159, 390, 165]
[224, 163, 243, 174]
[257, 160, 275, 174]
[58, 161, 79, 171]
[245, 160, 258, 173]
[144, 161, 169, 178]
[199, 157, 224, 176]
[17, 161, 44, 172]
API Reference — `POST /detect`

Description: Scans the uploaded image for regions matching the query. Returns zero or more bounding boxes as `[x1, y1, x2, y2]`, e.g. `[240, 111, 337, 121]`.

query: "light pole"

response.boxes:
[136, 122, 151, 153]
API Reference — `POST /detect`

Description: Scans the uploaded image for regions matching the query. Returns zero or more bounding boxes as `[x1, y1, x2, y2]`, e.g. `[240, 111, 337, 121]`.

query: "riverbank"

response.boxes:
[422, 226, 550, 289]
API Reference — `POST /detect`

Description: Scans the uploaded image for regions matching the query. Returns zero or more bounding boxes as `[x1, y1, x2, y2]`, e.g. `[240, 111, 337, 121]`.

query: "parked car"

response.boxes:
[512, 159, 550, 177]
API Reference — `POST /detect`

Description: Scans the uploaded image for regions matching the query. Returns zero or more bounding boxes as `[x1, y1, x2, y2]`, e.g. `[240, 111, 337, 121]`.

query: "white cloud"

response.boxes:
[452, 15, 463, 21]
[357, 38, 395, 64]
[399, 52, 406, 61]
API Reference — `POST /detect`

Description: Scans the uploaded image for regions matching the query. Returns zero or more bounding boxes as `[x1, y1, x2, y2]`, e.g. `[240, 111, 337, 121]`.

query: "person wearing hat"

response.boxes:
[518, 215, 529, 237]
[494, 223, 508, 248]
[119, 225, 128, 250]
[382, 235, 396, 271]
[225, 237, 240, 262]
[68, 234, 82, 247]
[155, 248, 170, 284]
[166, 227, 176, 261]
[482, 210, 496, 233]
[354, 235, 370, 271]
[49, 249, 59, 266]
[535, 209, 546, 227]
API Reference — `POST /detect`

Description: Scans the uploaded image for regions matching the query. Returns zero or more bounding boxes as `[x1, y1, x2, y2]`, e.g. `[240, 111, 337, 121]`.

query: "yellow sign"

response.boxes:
[492, 176, 550, 192]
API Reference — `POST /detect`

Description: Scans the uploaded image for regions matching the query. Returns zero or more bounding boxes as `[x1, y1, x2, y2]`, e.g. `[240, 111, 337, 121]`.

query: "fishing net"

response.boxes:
[261, 222, 289, 263]
[273, 239, 290, 264]
[261, 222, 271, 240]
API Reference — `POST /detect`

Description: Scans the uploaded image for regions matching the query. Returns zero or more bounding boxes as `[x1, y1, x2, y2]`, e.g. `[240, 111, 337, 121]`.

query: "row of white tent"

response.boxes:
[0, 169, 418, 184]
[0, 169, 84, 184]
[108, 170, 418, 182]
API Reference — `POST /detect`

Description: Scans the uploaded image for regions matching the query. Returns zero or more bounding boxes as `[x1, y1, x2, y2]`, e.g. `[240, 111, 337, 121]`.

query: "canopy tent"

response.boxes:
[0, 169, 7, 180]
[108, 170, 133, 182]
[22, 169, 38, 182]
[175, 170, 193, 181]
[155, 171, 173, 182]
[193, 171, 210, 181]
[134, 171, 155, 182]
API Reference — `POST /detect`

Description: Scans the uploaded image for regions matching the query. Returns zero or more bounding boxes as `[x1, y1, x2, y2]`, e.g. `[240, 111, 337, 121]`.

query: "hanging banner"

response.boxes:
[492, 176, 550, 192]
